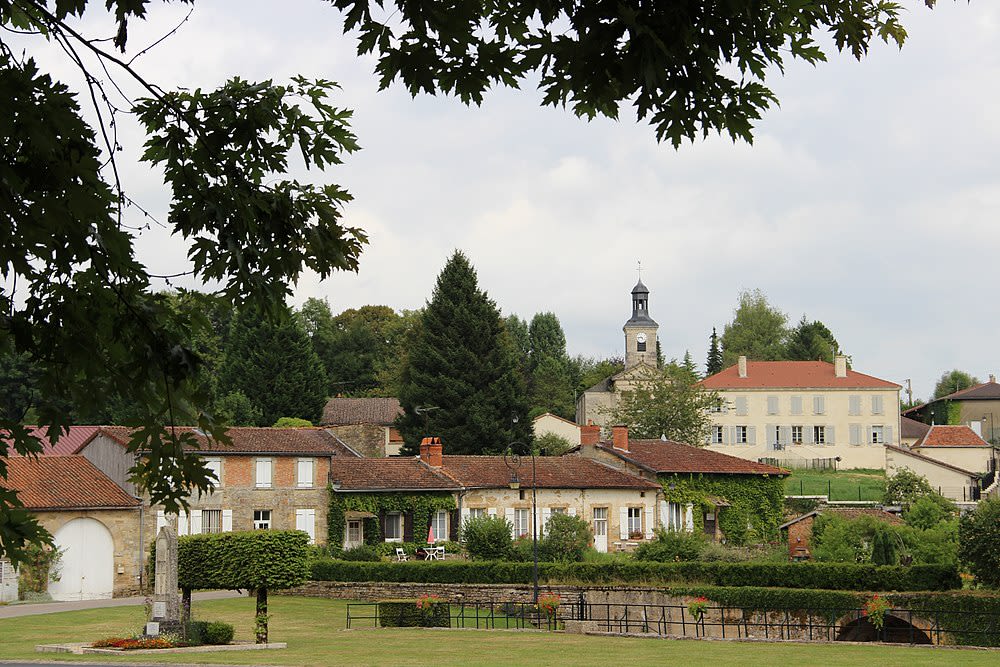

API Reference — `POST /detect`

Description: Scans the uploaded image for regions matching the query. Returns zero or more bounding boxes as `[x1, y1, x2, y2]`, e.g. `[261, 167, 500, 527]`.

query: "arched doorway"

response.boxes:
[837, 614, 933, 644]
[48, 518, 115, 601]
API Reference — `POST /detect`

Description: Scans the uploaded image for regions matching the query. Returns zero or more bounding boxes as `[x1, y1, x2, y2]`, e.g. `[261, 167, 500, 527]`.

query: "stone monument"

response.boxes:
[147, 524, 180, 635]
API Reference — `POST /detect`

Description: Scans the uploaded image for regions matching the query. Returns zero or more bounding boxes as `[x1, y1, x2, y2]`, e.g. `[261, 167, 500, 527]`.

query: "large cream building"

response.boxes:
[701, 356, 902, 470]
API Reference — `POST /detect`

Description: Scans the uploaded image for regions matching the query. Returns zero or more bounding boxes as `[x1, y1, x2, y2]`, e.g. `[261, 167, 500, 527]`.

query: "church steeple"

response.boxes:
[623, 278, 659, 368]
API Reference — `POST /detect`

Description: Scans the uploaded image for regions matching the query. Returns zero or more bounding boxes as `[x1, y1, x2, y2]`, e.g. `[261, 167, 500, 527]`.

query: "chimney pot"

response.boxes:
[580, 424, 601, 447]
[738, 356, 747, 378]
[611, 425, 629, 452]
[834, 355, 848, 378]
[990, 374, 996, 384]
[424, 436, 443, 467]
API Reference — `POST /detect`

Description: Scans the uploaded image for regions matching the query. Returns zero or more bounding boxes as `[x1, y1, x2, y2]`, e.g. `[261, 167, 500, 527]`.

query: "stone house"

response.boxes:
[779, 507, 903, 561]
[571, 424, 788, 544]
[904, 376, 1000, 445]
[328, 437, 661, 553]
[5, 455, 143, 600]
[321, 397, 405, 457]
[701, 355, 902, 470]
[532, 412, 581, 446]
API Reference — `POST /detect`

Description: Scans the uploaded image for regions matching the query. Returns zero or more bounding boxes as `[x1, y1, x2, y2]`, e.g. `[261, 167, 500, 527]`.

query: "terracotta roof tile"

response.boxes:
[700, 361, 899, 390]
[330, 458, 460, 491]
[598, 440, 788, 476]
[6, 456, 139, 510]
[916, 425, 991, 448]
[98, 426, 360, 457]
[441, 456, 660, 490]
[321, 398, 403, 426]
[4, 426, 102, 456]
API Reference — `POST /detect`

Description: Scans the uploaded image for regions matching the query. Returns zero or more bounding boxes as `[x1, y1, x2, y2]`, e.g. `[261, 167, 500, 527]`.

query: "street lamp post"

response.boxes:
[504, 442, 538, 604]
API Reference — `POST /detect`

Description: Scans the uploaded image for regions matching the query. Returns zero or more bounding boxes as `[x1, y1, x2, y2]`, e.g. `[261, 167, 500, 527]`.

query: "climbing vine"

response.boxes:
[659, 473, 785, 545]
[327, 489, 456, 552]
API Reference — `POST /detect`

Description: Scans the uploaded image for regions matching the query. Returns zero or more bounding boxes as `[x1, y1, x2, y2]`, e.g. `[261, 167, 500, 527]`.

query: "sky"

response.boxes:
[15, 1, 1000, 402]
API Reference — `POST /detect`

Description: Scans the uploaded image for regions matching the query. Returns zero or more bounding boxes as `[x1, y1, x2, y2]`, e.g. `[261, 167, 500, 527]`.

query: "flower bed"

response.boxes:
[90, 636, 182, 650]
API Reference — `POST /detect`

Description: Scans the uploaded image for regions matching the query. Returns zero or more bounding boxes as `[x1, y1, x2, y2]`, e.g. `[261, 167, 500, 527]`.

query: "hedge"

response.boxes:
[378, 599, 450, 628]
[309, 559, 960, 592]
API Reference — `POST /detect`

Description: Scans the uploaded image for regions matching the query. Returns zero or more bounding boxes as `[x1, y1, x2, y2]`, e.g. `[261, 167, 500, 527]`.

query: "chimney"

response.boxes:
[419, 436, 431, 460]
[834, 354, 847, 378]
[990, 374, 996, 384]
[738, 355, 747, 379]
[611, 425, 629, 452]
[580, 423, 601, 447]
[425, 437, 443, 468]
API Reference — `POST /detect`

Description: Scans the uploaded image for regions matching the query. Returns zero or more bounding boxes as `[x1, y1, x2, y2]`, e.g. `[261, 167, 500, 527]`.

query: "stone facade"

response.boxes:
[34, 508, 144, 597]
[326, 424, 391, 457]
[785, 514, 814, 560]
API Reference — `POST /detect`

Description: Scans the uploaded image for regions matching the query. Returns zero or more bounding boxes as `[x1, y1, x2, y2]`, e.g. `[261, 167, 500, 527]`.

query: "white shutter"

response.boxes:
[735, 397, 748, 416]
[460, 507, 471, 526]
[722, 426, 730, 445]
[767, 396, 779, 415]
[619, 507, 629, 540]
[190, 509, 203, 535]
[885, 425, 894, 445]
[791, 396, 802, 415]
[827, 425, 835, 444]
[849, 424, 861, 446]
[156, 510, 167, 531]
[766, 424, 775, 446]
[567, 507, 576, 517]
[295, 509, 316, 543]
[297, 458, 314, 488]
[804, 425, 814, 445]
[780, 426, 791, 446]
[222, 509, 233, 532]
[849, 396, 861, 416]
[684, 504, 694, 532]
[487, 507, 497, 517]
[872, 395, 884, 415]
[814, 396, 824, 415]
[747, 426, 757, 446]
[541, 508, 552, 535]
[255, 458, 272, 488]
[644, 506, 654, 539]
[658, 500, 668, 529]
[177, 511, 188, 536]
[505, 508, 516, 538]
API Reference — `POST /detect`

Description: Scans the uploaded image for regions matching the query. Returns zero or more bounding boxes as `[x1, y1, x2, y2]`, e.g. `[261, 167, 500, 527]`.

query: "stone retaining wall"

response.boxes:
[288, 580, 584, 604]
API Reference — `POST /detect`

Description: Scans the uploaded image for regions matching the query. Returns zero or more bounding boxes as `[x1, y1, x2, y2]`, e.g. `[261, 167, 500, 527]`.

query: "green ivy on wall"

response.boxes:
[659, 473, 785, 545]
[327, 489, 456, 552]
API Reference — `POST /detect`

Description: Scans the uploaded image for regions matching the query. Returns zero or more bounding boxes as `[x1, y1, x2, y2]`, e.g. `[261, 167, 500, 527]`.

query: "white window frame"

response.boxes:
[627, 507, 643, 537]
[295, 508, 316, 544]
[346, 519, 363, 546]
[665, 502, 684, 531]
[871, 425, 885, 445]
[201, 509, 222, 534]
[711, 425, 723, 444]
[204, 457, 222, 488]
[296, 458, 314, 488]
[253, 509, 271, 530]
[791, 425, 803, 444]
[384, 512, 403, 542]
[514, 508, 531, 538]
[254, 458, 272, 489]
[431, 510, 449, 542]
[736, 425, 748, 444]
[467, 508, 486, 522]
[814, 425, 826, 445]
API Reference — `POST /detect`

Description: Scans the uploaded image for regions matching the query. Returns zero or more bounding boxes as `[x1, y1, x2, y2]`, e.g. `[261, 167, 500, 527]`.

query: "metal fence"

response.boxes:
[759, 457, 839, 471]
[347, 600, 1000, 647]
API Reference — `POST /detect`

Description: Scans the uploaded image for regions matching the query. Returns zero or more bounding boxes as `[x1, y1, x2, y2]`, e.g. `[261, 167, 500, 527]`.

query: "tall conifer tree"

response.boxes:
[397, 252, 530, 454]
[706, 327, 724, 376]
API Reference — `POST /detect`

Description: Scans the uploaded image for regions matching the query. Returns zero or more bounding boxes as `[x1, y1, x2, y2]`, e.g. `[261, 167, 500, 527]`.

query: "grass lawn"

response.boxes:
[0, 596, 995, 666]
[785, 468, 886, 502]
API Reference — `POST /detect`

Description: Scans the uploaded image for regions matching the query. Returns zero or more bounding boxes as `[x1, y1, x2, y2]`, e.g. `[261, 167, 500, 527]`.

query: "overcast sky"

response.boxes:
[20, 1, 1000, 402]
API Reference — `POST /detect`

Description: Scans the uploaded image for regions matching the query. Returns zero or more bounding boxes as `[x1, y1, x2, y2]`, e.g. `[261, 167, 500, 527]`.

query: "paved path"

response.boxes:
[0, 591, 244, 619]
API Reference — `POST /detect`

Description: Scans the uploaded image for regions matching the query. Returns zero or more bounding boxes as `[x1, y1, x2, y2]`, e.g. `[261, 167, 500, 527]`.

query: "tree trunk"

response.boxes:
[181, 587, 192, 627]
[255, 588, 268, 644]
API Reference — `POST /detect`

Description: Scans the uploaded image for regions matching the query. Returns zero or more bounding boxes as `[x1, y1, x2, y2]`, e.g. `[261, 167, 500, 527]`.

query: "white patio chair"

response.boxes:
[395, 547, 408, 562]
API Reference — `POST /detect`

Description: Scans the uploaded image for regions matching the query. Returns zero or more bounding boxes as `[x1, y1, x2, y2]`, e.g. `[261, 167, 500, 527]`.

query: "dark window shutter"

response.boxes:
[379, 511, 387, 536]
[449, 510, 459, 541]
[403, 512, 413, 542]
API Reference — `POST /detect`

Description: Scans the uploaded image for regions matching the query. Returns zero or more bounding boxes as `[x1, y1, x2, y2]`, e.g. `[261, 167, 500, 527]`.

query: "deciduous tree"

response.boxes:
[786, 316, 840, 362]
[720, 289, 790, 365]
[933, 369, 980, 400]
[606, 366, 719, 445]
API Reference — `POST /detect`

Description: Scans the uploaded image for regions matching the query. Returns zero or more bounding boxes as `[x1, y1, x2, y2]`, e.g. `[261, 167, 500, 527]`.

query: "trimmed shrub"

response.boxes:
[309, 559, 960, 591]
[185, 621, 209, 645]
[462, 516, 513, 560]
[539, 513, 592, 562]
[203, 622, 235, 645]
[379, 599, 450, 627]
[634, 530, 705, 562]
[341, 545, 380, 562]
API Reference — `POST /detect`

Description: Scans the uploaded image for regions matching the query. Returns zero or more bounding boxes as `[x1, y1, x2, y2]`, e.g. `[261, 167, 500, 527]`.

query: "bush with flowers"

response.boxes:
[687, 596, 709, 620]
[862, 594, 892, 632]
[90, 635, 181, 650]
[537, 593, 560, 618]
[416, 594, 445, 610]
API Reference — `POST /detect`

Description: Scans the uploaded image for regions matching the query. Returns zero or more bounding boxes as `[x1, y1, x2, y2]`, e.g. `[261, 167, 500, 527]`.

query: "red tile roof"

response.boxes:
[97, 426, 361, 457]
[321, 397, 403, 426]
[699, 361, 899, 390]
[330, 458, 460, 491]
[916, 425, 991, 448]
[441, 455, 660, 490]
[6, 456, 140, 510]
[5, 426, 102, 456]
[597, 440, 788, 476]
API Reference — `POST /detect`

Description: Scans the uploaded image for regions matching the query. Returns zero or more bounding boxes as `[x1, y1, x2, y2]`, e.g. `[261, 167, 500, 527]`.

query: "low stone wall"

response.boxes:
[288, 580, 583, 604]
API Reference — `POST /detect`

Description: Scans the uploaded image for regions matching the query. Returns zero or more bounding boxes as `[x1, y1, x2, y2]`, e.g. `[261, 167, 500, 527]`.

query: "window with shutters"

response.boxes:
[201, 509, 222, 534]
[735, 397, 749, 416]
[791, 425, 803, 444]
[665, 502, 684, 531]
[384, 512, 403, 541]
[871, 425, 885, 444]
[849, 395, 861, 416]
[296, 458, 314, 488]
[771, 425, 782, 448]
[627, 507, 643, 538]
[296, 509, 316, 543]
[736, 425, 748, 444]
[767, 396, 779, 415]
[467, 508, 486, 522]
[514, 509, 531, 538]
[813, 425, 826, 444]
[711, 426, 723, 444]
[431, 510, 449, 541]
[872, 395, 884, 415]
[550, 507, 567, 515]
[790, 396, 803, 415]
[204, 457, 222, 488]
[813, 396, 825, 415]
[254, 458, 272, 488]
[253, 509, 271, 530]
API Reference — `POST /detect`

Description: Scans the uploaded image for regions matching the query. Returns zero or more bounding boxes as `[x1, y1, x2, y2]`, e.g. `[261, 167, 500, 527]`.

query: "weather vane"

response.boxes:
[637, 259, 642, 281]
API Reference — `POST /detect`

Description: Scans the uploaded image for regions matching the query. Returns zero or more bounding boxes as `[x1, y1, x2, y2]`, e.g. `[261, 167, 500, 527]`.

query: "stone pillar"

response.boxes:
[148, 525, 181, 635]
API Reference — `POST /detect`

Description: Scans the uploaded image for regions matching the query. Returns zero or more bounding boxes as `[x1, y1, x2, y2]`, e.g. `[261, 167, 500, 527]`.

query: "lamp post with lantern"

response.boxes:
[503, 441, 538, 604]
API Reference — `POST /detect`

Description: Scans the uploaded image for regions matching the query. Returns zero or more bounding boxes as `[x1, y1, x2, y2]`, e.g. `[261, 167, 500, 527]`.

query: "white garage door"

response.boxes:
[48, 518, 115, 601]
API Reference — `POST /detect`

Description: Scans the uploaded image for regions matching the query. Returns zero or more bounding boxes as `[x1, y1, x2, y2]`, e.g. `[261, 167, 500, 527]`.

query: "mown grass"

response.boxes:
[0, 596, 995, 666]
[785, 468, 886, 502]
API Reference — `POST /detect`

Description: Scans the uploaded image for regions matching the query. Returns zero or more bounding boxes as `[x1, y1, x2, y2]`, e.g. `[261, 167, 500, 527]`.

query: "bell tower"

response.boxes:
[623, 279, 659, 368]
